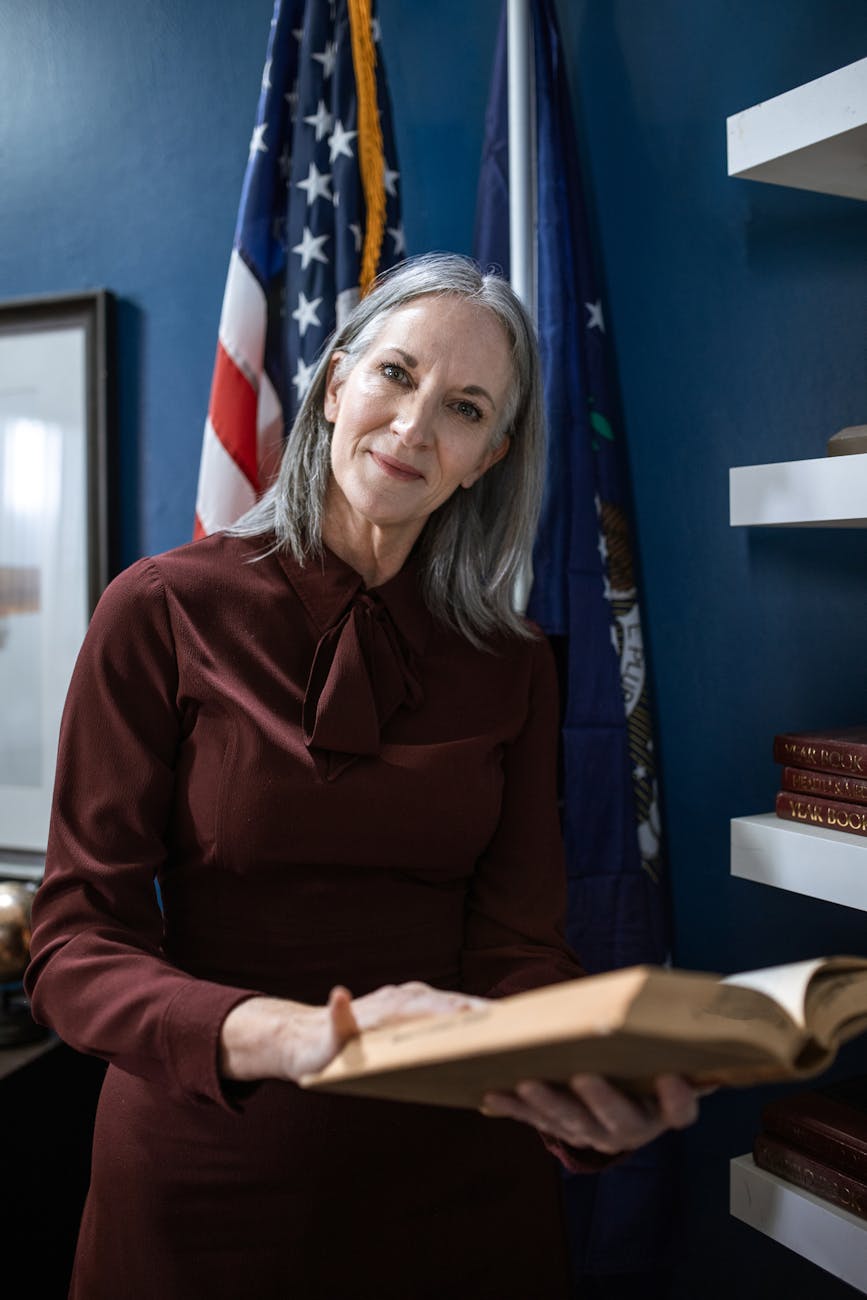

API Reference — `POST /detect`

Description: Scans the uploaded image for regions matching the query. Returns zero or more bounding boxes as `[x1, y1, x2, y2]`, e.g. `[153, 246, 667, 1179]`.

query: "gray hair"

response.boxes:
[229, 252, 545, 646]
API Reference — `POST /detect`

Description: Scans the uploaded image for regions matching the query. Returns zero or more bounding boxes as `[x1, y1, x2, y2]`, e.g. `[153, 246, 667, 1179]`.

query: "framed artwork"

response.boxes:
[0, 291, 113, 871]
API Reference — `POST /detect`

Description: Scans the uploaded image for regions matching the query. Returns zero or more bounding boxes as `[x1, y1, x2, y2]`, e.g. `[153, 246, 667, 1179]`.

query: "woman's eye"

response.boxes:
[454, 400, 483, 422]
[380, 361, 408, 383]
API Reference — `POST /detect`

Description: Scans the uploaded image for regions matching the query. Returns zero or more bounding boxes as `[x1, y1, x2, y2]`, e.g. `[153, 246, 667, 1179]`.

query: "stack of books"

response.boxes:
[773, 725, 867, 840]
[754, 1075, 867, 1221]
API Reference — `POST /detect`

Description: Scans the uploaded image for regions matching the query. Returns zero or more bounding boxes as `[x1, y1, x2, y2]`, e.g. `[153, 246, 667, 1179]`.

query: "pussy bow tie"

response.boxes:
[302, 591, 423, 779]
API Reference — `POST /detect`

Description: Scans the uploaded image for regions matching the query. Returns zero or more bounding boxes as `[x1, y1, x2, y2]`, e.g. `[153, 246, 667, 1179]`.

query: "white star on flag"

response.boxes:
[349, 222, 362, 252]
[383, 165, 400, 197]
[388, 224, 406, 256]
[297, 161, 333, 205]
[304, 100, 334, 142]
[328, 119, 358, 163]
[313, 40, 337, 79]
[262, 59, 272, 90]
[292, 226, 330, 269]
[249, 123, 268, 158]
[585, 300, 605, 332]
[292, 292, 323, 337]
[292, 356, 317, 401]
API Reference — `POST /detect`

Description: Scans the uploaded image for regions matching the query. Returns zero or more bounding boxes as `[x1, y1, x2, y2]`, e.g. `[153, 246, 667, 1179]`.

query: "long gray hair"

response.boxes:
[229, 252, 546, 645]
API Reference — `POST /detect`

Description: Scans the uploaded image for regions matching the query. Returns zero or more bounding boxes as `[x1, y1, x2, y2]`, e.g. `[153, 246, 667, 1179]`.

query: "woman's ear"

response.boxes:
[461, 436, 510, 490]
[323, 352, 346, 422]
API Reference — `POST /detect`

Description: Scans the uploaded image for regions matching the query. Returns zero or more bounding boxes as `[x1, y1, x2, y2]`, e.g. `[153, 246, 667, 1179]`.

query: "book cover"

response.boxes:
[775, 790, 867, 839]
[300, 956, 867, 1109]
[781, 765, 867, 807]
[773, 726, 867, 778]
[753, 1132, 867, 1221]
[761, 1076, 867, 1179]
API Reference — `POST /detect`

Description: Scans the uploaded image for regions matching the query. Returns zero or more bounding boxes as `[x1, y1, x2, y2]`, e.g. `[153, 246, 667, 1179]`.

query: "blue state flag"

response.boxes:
[475, 0, 676, 1285]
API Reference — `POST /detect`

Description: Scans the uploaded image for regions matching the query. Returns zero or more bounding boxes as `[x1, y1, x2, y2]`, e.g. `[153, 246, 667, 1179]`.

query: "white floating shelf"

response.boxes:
[731, 1155, 867, 1293]
[731, 813, 867, 911]
[727, 57, 867, 201]
[729, 452, 867, 527]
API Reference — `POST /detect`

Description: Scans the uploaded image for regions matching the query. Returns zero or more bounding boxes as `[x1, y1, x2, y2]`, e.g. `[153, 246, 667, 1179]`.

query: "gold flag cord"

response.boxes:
[347, 0, 387, 295]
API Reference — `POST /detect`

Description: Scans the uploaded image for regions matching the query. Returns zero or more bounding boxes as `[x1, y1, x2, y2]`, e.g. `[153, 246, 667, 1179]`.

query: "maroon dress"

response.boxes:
[26, 532, 591, 1299]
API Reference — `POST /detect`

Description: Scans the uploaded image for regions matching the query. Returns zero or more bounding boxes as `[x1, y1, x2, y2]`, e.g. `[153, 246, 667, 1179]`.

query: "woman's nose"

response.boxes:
[390, 398, 431, 446]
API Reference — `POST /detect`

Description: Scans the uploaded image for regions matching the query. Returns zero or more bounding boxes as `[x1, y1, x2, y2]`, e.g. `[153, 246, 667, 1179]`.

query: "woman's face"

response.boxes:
[323, 295, 513, 537]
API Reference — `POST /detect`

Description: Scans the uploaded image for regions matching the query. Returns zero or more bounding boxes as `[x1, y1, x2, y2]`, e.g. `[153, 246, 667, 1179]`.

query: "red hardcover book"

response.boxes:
[773, 725, 867, 778]
[753, 1132, 867, 1220]
[761, 1076, 867, 1179]
[781, 765, 867, 807]
[775, 790, 867, 839]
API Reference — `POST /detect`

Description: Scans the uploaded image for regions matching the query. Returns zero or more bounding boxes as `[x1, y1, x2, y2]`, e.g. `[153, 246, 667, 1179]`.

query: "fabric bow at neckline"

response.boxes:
[277, 545, 430, 780]
[302, 590, 424, 779]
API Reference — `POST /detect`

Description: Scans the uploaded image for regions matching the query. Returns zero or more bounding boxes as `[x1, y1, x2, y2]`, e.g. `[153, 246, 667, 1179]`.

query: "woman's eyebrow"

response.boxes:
[460, 383, 497, 410]
[380, 346, 497, 410]
[381, 346, 418, 368]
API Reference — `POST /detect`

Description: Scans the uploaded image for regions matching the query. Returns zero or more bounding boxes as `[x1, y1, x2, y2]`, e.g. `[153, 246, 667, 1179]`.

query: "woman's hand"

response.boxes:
[480, 1073, 700, 1155]
[219, 982, 486, 1085]
[347, 981, 487, 1035]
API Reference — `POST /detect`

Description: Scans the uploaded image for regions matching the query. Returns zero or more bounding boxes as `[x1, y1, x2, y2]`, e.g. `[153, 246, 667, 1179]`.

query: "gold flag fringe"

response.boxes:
[347, 0, 387, 296]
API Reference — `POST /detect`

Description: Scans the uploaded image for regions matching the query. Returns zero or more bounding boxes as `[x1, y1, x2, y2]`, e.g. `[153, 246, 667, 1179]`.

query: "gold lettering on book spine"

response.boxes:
[770, 1148, 867, 1214]
[779, 795, 867, 835]
[789, 770, 867, 801]
[782, 739, 865, 774]
[828, 807, 867, 831]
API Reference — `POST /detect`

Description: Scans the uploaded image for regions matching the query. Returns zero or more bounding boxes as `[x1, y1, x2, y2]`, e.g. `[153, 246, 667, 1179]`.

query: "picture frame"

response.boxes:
[0, 290, 114, 876]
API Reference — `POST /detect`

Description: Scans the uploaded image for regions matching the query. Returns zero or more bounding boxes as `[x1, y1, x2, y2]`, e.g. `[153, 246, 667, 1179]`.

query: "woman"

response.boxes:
[26, 253, 697, 1299]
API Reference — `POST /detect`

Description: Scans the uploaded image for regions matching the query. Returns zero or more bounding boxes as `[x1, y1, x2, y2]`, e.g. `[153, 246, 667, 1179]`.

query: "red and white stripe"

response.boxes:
[194, 250, 285, 539]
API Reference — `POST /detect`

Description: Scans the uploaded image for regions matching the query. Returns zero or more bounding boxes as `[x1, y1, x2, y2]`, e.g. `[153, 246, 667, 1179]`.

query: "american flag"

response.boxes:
[194, 0, 404, 537]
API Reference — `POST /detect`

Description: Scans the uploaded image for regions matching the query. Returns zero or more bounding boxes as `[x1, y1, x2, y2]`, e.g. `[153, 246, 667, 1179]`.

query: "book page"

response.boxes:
[723, 958, 828, 1030]
[805, 976, 867, 1048]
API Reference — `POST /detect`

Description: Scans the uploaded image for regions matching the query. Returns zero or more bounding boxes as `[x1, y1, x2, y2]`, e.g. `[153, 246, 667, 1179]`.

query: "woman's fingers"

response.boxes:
[565, 1076, 659, 1150]
[653, 1073, 700, 1129]
[481, 1074, 702, 1155]
[350, 982, 487, 1033]
[326, 985, 359, 1047]
[484, 1082, 612, 1150]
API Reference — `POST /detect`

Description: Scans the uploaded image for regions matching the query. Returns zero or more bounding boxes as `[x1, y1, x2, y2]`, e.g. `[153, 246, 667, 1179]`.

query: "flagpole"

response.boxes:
[506, 0, 535, 316]
[507, 0, 536, 611]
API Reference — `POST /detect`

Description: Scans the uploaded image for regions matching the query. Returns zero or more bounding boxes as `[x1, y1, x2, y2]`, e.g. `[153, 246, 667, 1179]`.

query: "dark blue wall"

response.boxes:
[2, 2, 866, 1295]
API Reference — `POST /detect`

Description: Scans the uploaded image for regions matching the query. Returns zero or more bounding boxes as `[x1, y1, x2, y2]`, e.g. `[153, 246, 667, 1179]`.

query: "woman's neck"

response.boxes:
[321, 510, 421, 589]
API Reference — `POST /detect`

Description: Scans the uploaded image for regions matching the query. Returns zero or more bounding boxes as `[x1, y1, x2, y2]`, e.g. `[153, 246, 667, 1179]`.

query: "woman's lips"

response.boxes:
[369, 451, 424, 481]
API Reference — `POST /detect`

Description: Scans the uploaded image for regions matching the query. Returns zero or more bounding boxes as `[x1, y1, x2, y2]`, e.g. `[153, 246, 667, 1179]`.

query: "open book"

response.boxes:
[300, 957, 867, 1109]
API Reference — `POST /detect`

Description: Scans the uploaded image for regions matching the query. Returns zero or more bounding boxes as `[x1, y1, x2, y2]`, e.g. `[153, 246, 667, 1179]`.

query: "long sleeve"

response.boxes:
[24, 559, 257, 1109]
